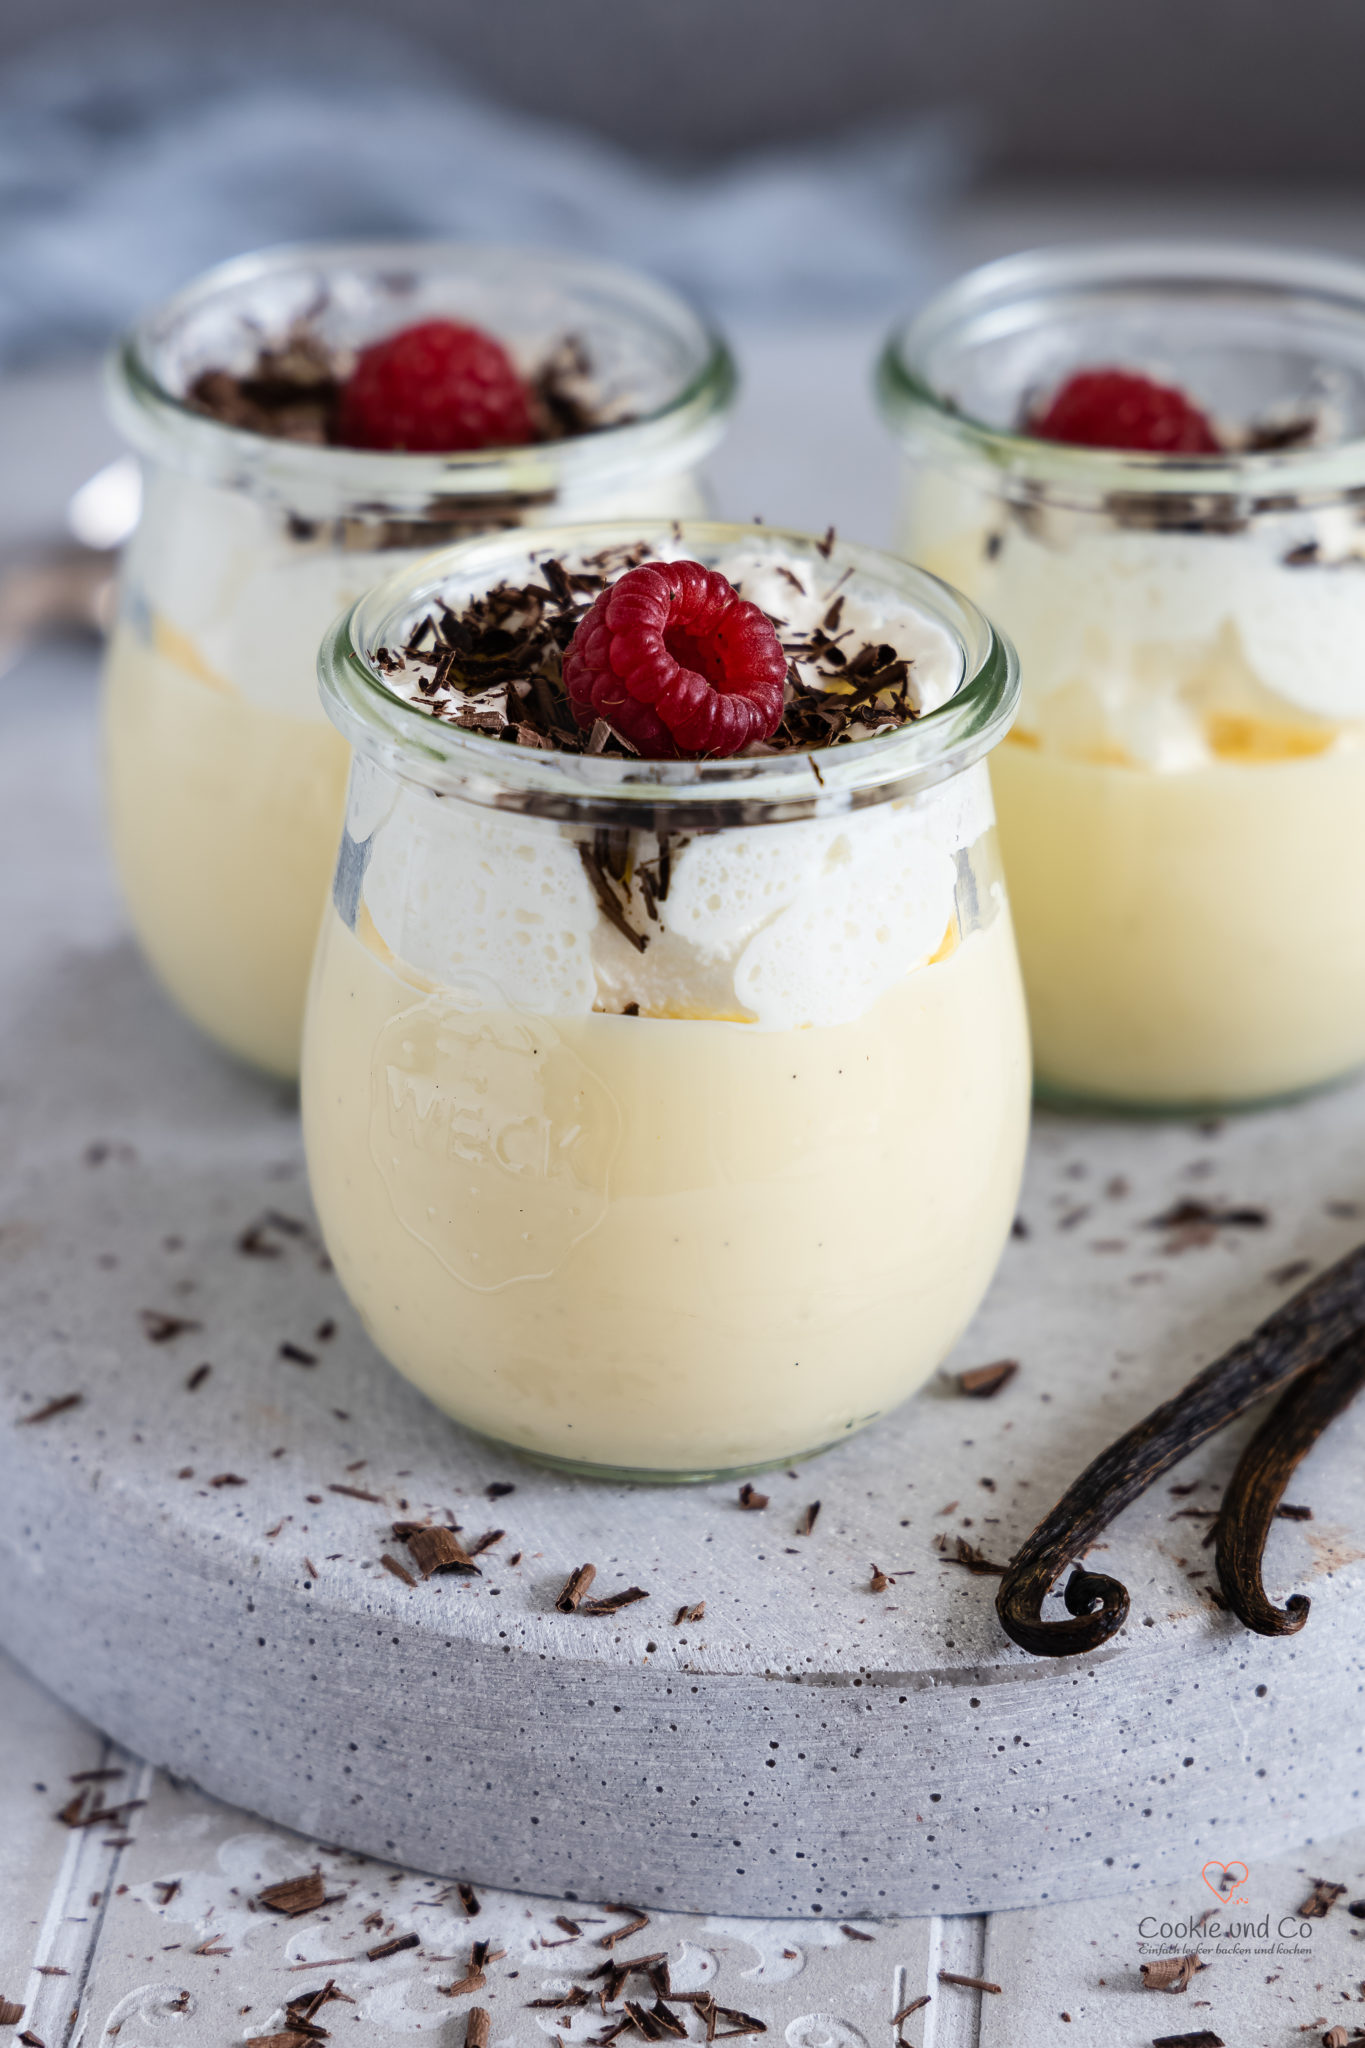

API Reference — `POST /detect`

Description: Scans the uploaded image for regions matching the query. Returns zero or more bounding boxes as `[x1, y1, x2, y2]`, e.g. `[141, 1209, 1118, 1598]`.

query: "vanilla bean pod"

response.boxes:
[1215, 1327, 1365, 1635]
[996, 1243, 1365, 1656]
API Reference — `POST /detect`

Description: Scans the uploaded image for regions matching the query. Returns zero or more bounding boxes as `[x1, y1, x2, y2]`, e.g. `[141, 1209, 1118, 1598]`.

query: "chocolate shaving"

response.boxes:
[0, 2006, 22, 2029]
[556, 1564, 597, 1612]
[892, 1996, 930, 2024]
[258, 1873, 327, 1916]
[796, 1502, 820, 1536]
[599, 1908, 649, 1949]
[958, 1360, 1019, 1399]
[673, 1602, 705, 1625]
[185, 1364, 211, 1391]
[208, 1473, 246, 1487]
[367, 1933, 419, 1961]
[579, 1587, 649, 1616]
[458, 1882, 481, 1917]
[327, 1483, 383, 1503]
[486, 1482, 516, 1499]
[868, 1566, 892, 1593]
[466, 1529, 505, 1557]
[737, 1483, 768, 1510]
[938, 1972, 1001, 1993]
[1299, 1878, 1347, 1918]
[1150, 2034, 1224, 2048]
[141, 1310, 201, 1343]
[440, 1959, 487, 1999]
[935, 1532, 1007, 1576]
[840, 1924, 874, 1941]
[465, 2009, 491, 2048]
[280, 1342, 318, 1367]
[17, 1394, 82, 1426]
[380, 1554, 417, 1588]
[1141, 1955, 1202, 1992]
[394, 1523, 480, 1578]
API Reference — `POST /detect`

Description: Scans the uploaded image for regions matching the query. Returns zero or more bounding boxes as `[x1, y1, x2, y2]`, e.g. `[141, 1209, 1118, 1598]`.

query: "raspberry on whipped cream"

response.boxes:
[1027, 367, 1222, 453]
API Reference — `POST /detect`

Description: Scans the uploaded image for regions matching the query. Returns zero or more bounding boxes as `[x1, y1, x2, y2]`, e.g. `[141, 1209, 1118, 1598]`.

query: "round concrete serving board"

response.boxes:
[2, 674, 1365, 1921]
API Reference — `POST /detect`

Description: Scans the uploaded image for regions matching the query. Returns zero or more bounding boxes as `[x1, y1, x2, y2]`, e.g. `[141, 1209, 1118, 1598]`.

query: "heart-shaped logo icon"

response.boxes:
[1202, 1859, 1249, 1903]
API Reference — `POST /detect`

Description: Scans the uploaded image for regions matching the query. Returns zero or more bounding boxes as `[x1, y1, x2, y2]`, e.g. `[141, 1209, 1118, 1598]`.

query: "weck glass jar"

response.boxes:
[879, 241, 1365, 1110]
[301, 519, 1029, 1480]
[104, 242, 733, 1078]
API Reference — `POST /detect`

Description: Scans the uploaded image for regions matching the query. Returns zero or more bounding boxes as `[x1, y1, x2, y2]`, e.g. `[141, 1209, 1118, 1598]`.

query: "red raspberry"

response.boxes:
[1028, 369, 1221, 454]
[563, 560, 788, 759]
[336, 319, 534, 452]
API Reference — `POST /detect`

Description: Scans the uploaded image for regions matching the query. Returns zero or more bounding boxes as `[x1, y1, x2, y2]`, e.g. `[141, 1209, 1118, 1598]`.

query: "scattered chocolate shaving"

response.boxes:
[527, 1986, 590, 2010]
[1323, 2027, 1350, 2048]
[556, 1564, 597, 1612]
[1141, 1955, 1202, 1992]
[280, 1342, 318, 1367]
[709, 2005, 767, 2039]
[599, 1908, 649, 1949]
[1146, 1199, 1268, 1252]
[1300, 1878, 1347, 1918]
[554, 1916, 582, 1937]
[1348, 1898, 1365, 1919]
[938, 1973, 1001, 1993]
[486, 1482, 516, 1500]
[465, 2008, 491, 2048]
[367, 1933, 419, 1961]
[840, 1924, 874, 1941]
[1277, 1502, 1314, 1520]
[327, 1483, 382, 1503]
[796, 1502, 820, 1536]
[580, 1587, 650, 1616]
[958, 1361, 1019, 1399]
[258, 1873, 327, 1916]
[70, 1767, 123, 1783]
[892, 1996, 930, 2024]
[439, 1957, 487, 1999]
[209, 1473, 246, 1487]
[192, 1937, 232, 1956]
[737, 1483, 768, 1511]
[458, 1882, 481, 1917]
[869, 1566, 892, 1593]
[185, 1364, 211, 1391]
[935, 1532, 1007, 1576]
[17, 1393, 83, 1426]
[141, 1311, 200, 1343]
[380, 1554, 417, 1588]
[0, 2006, 22, 2030]
[238, 1223, 283, 1259]
[674, 1602, 705, 1625]
[466, 1529, 505, 1557]
[18, 2032, 44, 2048]
[152, 1878, 181, 1905]
[1150, 2034, 1223, 2048]
[394, 1523, 480, 1578]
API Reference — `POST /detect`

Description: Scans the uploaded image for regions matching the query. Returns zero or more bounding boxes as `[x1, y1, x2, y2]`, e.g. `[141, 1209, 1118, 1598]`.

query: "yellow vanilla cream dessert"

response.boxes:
[881, 241, 1365, 1108]
[103, 243, 733, 1078]
[300, 522, 1029, 1476]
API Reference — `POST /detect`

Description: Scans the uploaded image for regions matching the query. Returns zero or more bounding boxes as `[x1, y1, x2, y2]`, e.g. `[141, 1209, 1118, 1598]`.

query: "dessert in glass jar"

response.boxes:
[104, 242, 733, 1078]
[879, 241, 1365, 1110]
[301, 519, 1029, 1479]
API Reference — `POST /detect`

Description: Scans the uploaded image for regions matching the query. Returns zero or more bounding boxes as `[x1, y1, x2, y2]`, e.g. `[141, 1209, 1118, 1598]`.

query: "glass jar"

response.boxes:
[879, 241, 1365, 1110]
[301, 519, 1029, 1480]
[104, 242, 733, 1079]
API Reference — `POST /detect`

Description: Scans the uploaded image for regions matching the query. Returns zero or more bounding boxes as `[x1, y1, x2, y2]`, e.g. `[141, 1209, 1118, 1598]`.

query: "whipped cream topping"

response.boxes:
[351, 537, 987, 1031]
[934, 484, 1365, 768]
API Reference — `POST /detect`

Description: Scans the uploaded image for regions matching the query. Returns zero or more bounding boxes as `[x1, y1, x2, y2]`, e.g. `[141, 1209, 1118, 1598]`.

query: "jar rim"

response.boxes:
[317, 519, 1019, 829]
[878, 238, 1365, 500]
[107, 239, 735, 511]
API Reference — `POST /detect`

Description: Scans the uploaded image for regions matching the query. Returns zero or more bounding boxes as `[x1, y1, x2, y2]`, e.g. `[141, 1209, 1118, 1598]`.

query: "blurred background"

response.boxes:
[3, 0, 1364, 652]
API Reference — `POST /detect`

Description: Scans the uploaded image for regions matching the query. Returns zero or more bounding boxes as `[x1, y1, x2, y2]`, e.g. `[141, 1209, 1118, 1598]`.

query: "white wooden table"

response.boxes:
[9, 186, 1365, 2040]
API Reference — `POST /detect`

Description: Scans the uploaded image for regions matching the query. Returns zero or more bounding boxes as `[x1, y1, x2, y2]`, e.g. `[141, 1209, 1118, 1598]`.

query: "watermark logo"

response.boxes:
[1201, 1860, 1250, 1908]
